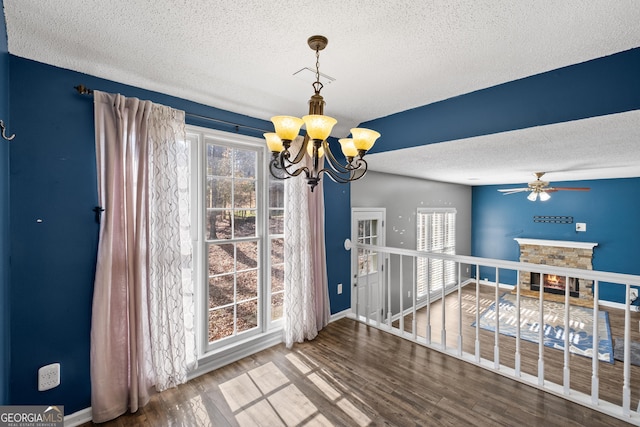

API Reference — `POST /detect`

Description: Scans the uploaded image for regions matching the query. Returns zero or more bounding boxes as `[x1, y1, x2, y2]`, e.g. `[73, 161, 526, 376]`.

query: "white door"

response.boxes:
[351, 209, 385, 321]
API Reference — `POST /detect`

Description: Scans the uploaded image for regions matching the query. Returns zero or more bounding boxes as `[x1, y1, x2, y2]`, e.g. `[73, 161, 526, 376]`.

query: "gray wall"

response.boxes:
[351, 171, 472, 315]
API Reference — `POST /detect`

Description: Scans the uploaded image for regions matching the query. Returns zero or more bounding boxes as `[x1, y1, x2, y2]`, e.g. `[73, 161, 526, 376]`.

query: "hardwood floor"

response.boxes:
[82, 287, 635, 426]
[397, 283, 640, 411]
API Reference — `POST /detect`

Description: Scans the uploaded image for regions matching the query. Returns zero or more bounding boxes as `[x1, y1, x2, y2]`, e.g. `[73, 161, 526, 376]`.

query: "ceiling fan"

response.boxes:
[498, 172, 590, 201]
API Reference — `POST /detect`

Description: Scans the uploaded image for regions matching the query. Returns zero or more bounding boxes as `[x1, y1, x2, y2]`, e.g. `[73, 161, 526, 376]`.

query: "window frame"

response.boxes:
[416, 207, 457, 300]
[187, 125, 283, 358]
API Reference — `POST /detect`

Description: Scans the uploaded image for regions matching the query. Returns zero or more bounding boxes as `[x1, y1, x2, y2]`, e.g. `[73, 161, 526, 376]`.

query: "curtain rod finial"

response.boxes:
[75, 84, 93, 95]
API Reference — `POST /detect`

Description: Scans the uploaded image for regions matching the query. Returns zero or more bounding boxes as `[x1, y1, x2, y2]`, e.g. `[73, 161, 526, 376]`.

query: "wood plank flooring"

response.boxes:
[397, 283, 640, 411]
[82, 286, 636, 426]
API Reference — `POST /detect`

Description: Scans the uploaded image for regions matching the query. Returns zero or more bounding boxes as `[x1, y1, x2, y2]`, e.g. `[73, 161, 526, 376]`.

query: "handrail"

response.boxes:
[349, 242, 640, 425]
[356, 242, 640, 286]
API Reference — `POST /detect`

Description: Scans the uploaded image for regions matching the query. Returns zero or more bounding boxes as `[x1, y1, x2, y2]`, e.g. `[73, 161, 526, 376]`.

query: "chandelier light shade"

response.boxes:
[338, 138, 358, 158]
[265, 35, 381, 191]
[301, 115, 337, 141]
[264, 132, 284, 153]
[350, 128, 381, 151]
[270, 116, 304, 141]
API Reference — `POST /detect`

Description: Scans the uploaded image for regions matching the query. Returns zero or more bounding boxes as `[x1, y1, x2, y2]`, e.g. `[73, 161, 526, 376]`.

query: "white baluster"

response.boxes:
[515, 270, 521, 377]
[591, 280, 599, 405]
[494, 267, 500, 370]
[563, 275, 570, 395]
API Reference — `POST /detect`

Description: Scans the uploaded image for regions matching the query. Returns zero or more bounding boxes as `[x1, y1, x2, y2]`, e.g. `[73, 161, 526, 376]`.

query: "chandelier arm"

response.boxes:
[348, 157, 368, 172]
[316, 157, 368, 184]
[286, 166, 311, 178]
[284, 135, 310, 166]
[317, 164, 367, 184]
[269, 157, 290, 180]
[321, 140, 354, 174]
[278, 152, 311, 179]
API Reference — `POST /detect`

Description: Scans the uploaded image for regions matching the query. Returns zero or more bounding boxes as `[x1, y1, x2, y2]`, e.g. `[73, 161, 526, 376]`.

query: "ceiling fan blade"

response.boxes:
[550, 187, 591, 191]
[498, 188, 529, 194]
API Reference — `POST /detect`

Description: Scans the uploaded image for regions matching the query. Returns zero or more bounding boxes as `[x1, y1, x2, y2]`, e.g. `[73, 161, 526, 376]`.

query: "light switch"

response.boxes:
[576, 223, 586, 232]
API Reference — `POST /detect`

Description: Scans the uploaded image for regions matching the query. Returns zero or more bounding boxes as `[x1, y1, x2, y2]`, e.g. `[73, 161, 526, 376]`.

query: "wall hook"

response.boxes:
[0, 120, 15, 141]
[93, 206, 105, 224]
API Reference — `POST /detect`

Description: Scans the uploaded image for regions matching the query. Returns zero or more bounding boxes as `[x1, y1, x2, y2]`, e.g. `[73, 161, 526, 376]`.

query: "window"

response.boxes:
[357, 219, 379, 276]
[416, 208, 457, 298]
[268, 178, 284, 321]
[187, 127, 283, 354]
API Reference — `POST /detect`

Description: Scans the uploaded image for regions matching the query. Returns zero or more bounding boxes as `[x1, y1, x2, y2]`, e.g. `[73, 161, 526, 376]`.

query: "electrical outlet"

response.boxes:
[38, 363, 60, 391]
[576, 223, 587, 232]
[337, 283, 343, 295]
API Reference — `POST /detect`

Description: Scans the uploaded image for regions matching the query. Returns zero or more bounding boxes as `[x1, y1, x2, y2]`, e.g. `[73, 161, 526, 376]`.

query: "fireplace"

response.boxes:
[514, 238, 598, 302]
[530, 273, 579, 298]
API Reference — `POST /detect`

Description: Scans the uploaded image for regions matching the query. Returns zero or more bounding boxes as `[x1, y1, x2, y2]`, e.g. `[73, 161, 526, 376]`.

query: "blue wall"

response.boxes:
[473, 179, 640, 302]
[0, 0, 10, 405]
[360, 48, 640, 155]
[7, 56, 350, 413]
[323, 173, 352, 314]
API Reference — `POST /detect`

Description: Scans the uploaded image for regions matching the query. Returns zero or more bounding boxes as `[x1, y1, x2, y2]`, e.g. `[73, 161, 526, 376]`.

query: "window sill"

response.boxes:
[188, 327, 284, 380]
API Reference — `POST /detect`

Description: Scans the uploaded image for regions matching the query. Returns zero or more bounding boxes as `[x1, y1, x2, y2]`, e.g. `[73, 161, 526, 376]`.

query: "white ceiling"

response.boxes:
[366, 110, 640, 185]
[3, 1, 640, 185]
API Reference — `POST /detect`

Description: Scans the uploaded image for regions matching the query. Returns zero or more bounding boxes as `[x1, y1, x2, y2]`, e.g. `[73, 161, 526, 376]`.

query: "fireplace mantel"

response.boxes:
[514, 238, 598, 250]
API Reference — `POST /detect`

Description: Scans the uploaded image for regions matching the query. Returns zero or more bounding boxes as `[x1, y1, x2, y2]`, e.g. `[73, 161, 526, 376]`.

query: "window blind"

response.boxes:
[417, 209, 456, 298]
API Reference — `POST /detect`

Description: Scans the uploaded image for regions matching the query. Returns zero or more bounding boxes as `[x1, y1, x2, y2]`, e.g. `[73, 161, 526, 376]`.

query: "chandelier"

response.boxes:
[264, 35, 381, 191]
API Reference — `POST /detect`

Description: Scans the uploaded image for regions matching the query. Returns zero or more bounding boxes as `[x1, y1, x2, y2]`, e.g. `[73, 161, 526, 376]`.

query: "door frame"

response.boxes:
[351, 208, 386, 319]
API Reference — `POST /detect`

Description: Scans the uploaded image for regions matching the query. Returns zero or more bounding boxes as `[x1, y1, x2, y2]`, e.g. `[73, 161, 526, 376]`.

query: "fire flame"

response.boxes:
[546, 275, 560, 285]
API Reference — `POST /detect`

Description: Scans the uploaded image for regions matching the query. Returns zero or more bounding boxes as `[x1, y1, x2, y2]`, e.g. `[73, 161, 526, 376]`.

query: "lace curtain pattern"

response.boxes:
[283, 137, 330, 348]
[90, 91, 195, 423]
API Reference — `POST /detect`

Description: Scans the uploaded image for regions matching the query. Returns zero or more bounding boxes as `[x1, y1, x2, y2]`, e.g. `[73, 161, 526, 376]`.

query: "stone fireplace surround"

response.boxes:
[514, 238, 598, 302]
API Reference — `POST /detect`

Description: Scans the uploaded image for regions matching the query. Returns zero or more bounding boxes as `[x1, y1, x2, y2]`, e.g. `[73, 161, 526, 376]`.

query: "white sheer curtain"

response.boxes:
[90, 91, 196, 423]
[283, 137, 330, 348]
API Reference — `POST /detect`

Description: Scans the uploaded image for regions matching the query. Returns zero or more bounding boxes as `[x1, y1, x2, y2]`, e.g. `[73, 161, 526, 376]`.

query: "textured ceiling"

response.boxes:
[3, 1, 640, 185]
[365, 110, 640, 185]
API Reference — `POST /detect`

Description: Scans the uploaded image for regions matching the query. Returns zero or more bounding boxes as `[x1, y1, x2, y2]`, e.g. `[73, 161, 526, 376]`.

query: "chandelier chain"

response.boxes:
[313, 46, 323, 94]
[315, 47, 320, 83]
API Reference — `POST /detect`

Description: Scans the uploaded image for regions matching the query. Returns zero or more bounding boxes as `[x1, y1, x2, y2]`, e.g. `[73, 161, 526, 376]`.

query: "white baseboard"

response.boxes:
[330, 309, 350, 322]
[64, 406, 92, 427]
[598, 299, 640, 312]
[477, 279, 515, 290]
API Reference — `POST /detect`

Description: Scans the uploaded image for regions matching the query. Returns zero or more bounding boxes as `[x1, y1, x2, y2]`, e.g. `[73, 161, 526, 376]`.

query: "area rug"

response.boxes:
[613, 338, 640, 366]
[474, 293, 613, 363]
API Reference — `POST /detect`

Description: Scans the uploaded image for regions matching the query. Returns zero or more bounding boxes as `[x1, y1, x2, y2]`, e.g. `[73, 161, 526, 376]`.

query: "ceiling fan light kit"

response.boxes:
[265, 35, 381, 191]
[498, 172, 590, 201]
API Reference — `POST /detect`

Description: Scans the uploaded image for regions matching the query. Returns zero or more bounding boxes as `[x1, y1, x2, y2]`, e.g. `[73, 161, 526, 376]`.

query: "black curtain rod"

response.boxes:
[74, 84, 271, 134]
